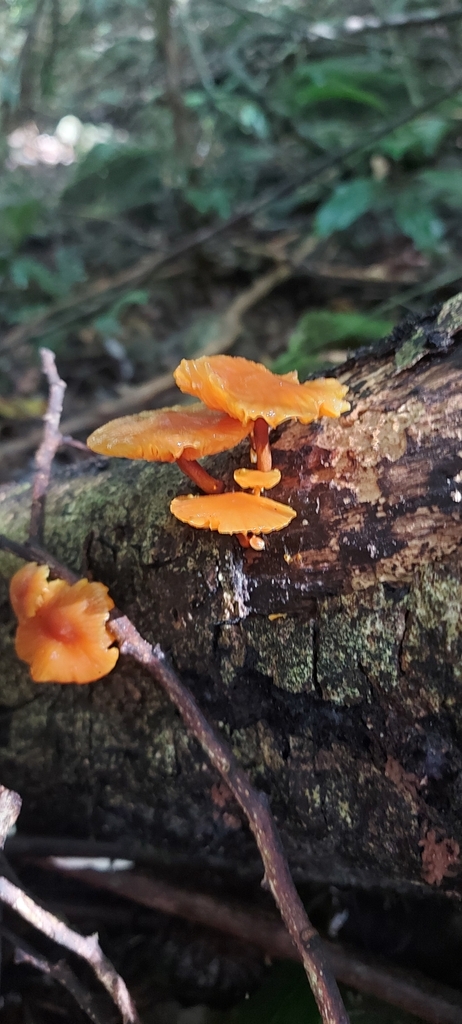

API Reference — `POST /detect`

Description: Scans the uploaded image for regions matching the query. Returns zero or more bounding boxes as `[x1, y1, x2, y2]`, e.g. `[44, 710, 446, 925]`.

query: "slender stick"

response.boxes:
[4, 927, 107, 1024]
[253, 418, 272, 472]
[29, 349, 66, 543]
[0, 532, 349, 1024]
[176, 455, 225, 493]
[0, 786, 138, 1024]
[0, 877, 138, 1023]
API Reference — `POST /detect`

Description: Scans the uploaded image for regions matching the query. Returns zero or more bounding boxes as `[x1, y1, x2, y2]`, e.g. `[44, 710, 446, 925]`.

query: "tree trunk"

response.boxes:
[0, 297, 461, 896]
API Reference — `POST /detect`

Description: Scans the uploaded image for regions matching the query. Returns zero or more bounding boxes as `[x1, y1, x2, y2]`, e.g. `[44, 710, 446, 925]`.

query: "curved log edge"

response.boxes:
[0, 297, 461, 897]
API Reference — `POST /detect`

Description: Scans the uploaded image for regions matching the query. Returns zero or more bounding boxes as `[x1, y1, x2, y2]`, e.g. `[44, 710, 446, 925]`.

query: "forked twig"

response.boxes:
[1, 926, 107, 1024]
[0, 786, 138, 1024]
[0, 877, 138, 1023]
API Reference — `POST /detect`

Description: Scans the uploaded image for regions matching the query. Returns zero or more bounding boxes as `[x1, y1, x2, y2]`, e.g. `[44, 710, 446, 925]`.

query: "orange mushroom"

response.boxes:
[10, 563, 119, 684]
[170, 491, 296, 546]
[87, 404, 250, 494]
[234, 468, 281, 495]
[174, 355, 349, 472]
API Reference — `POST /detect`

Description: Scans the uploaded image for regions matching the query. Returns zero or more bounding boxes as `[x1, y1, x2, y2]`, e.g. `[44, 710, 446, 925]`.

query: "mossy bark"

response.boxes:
[0, 297, 461, 895]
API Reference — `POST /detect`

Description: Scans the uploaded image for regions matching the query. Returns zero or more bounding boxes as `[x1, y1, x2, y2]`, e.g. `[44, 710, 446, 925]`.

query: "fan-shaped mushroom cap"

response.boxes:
[234, 468, 281, 490]
[174, 355, 349, 428]
[10, 565, 119, 684]
[87, 404, 250, 461]
[170, 491, 296, 535]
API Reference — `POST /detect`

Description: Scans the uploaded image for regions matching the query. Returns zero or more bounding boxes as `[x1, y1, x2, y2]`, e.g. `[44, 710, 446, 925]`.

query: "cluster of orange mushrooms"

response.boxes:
[10, 354, 349, 683]
[88, 354, 350, 550]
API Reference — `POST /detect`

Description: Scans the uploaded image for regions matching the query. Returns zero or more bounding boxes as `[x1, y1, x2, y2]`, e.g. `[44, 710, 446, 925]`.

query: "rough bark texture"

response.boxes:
[0, 297, 461, 897]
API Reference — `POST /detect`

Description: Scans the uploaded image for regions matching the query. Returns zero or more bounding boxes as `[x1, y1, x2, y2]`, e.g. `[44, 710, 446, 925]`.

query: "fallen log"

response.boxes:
[0, 296, 461, 896]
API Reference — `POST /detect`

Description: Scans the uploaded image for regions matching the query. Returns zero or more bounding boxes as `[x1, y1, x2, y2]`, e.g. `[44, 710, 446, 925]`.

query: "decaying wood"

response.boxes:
[0, 296, 461, 899]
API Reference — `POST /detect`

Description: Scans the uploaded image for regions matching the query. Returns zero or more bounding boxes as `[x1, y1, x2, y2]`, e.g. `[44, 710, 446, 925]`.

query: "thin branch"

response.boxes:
[0, 532, 349, 1024]
[29, 349, 67, 543]
[39, 864, 462, 1024]
[0, 876, 138, 1023]
[1, 926, 107, 1024]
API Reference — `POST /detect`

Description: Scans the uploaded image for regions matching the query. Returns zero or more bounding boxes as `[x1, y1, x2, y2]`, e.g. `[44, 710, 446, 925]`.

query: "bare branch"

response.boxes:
[29, 350, 67, 543]
[0, 926, 108, 1024]
[0, 876, 139, 1023]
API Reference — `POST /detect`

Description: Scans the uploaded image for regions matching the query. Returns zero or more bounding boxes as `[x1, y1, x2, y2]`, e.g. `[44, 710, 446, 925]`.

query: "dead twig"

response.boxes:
[29, 350, 67, 543]
[0, 531, 349, 1024]
[0, 784, 138, 1022]
[0, 876, 138, 1023]
[39, 864, 462, 1024]
[1, 926, 107, 1024]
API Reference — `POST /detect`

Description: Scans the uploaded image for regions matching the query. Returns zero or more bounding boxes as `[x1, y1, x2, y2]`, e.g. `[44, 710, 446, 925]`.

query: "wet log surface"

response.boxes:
[0, 297, 461, 897]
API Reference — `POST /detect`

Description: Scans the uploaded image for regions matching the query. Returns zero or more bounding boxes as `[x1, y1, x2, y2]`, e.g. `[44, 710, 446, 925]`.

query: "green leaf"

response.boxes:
[10, 257, 65, 298]
[185, 186, 233, 219]
[294, 80, 387, 112]
[394, 192, 444, 252]
[213, 94, 269, 138]
[0, 200, 42, 248]
[380, 117, 451, 161]
[273, 310, 393, 375]
[314, 178, 379, 237]
[92, 289, 148, 336]
[419, 170, 462, 209]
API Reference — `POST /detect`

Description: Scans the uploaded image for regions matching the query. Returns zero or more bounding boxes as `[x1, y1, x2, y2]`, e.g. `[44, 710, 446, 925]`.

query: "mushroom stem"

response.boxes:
[176, 456, 224, 494]
[236, 533, 265, 551]
[253, 418, 272, 472]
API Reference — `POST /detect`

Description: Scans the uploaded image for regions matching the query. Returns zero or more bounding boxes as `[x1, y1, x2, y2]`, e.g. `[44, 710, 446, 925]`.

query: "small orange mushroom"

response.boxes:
[234, 468, 281, 495]
[170, 491, 296, 541]
[87, 404, 250, 494]
[173, 355, 349, 472]
[10, 563, 119, 684]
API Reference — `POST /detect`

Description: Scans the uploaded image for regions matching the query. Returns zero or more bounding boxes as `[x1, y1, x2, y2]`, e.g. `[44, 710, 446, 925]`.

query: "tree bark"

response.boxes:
[0, 296, 461, 896]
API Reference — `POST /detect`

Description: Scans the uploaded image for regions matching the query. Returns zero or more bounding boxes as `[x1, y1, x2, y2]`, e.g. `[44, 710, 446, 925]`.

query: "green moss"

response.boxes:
[317, 586, 407, 704]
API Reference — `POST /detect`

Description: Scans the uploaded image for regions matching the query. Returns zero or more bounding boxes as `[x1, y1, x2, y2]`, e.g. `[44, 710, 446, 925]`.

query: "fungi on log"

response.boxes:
[0, 296, 461, 896]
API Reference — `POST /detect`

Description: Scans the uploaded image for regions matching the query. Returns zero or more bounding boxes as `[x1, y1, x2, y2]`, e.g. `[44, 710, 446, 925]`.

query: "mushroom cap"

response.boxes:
[87, 404, 250, 462]
[10, 565, 119, 684]
[170, 491, 296, 535]
[174, 355, 349, 428]
[234, 468, 281, 490]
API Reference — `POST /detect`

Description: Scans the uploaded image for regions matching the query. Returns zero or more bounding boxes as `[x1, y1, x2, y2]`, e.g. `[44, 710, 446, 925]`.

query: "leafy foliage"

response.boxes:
[273, 310, 394, 375]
